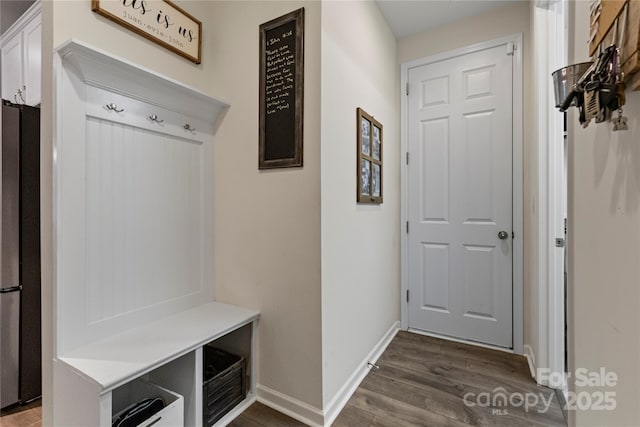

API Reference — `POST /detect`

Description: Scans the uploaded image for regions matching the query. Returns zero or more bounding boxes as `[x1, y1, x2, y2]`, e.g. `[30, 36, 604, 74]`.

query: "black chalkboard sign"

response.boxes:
[259, 8, 304, 169]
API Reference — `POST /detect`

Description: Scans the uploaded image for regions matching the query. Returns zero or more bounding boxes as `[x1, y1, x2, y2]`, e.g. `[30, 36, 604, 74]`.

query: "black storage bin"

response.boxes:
[203, 346, 247, 426]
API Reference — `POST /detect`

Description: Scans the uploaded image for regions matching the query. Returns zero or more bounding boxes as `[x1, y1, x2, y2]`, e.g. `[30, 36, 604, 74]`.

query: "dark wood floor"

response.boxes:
[230, 331, 567, 427]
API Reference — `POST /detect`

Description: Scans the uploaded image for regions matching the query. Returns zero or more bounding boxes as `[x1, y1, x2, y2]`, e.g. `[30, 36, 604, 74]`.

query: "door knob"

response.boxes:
[498, 231, 509, 240]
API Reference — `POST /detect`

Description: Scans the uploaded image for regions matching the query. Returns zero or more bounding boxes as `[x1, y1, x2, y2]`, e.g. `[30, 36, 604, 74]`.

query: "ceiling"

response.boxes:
[1, 0, 35, 35]
[376, 0, 522, 39]
[0, 1, 519, 41]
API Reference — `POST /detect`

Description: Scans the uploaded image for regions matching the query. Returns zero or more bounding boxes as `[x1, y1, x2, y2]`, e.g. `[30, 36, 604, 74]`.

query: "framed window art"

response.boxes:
[357, 108, 382, 204]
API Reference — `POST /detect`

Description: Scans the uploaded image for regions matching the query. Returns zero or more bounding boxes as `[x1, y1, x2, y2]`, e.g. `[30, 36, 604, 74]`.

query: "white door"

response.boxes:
[407, 43, 513, 348]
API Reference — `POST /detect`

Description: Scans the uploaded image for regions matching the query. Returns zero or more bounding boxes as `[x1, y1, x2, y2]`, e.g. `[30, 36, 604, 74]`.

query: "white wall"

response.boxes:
[397, 1, 535, 358]
[398, 2, 530, 64]
[206, 0, 324, 410]
[50, 0, 219, 94]
[568, 1, 640, 425]
[320, 0, 400, 408]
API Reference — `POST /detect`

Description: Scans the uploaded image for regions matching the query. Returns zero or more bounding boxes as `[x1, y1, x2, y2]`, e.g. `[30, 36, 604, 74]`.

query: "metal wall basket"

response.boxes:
[552, 62, 593, 109]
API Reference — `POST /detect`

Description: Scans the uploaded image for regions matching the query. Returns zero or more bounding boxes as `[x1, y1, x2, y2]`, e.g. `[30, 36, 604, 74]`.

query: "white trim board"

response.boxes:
[533, 0, 568, 390]
[524, 343, 538, 381]
[257, 385, 323, 426]
[257, 321, 400, 426]
[322, 321, 400, 426]
[400, 33, 524, 354]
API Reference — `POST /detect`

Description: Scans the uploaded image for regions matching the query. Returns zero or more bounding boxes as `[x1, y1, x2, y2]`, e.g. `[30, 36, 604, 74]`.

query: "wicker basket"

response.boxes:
[202, 346, 247, 426]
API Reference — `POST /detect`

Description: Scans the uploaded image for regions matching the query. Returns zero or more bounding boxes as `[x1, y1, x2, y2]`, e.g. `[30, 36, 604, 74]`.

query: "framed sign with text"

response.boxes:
[92, 0, 202, 64]
[259, 8, 305, 169]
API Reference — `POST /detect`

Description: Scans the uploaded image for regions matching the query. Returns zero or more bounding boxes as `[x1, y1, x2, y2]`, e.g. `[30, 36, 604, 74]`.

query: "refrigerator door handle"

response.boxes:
[0, 285, 21, 293]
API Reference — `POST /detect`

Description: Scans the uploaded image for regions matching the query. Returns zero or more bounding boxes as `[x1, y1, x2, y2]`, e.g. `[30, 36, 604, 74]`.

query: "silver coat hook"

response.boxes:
[17, 87, 25, 103]
[183, 124, 195, 132]
[149, 114, 164, 124]
[105, 103, 124, 113]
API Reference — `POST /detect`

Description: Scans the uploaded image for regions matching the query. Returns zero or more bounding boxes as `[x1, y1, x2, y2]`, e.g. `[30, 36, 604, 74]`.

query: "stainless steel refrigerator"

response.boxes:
[1, 101, 41, 408]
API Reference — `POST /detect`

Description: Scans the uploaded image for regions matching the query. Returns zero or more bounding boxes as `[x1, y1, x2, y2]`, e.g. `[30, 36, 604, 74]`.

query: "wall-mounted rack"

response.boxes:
[590, 0, 640, 90]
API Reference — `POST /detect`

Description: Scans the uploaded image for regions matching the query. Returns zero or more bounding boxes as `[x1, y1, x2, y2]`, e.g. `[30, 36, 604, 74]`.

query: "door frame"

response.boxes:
[400, 33, 524, 354]
[531, 0, 567, 389]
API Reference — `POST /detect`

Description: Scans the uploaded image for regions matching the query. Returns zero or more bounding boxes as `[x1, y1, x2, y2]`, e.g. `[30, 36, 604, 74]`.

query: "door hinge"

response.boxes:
[406, 152, 409, 165]
[406, 82, 409, 96]
[406, 221, 409, 234]
[506, 42, 515, 56]
[406, 289, 410, 303]
[512, 231, 515, 239]
[555, 238, 565, 248]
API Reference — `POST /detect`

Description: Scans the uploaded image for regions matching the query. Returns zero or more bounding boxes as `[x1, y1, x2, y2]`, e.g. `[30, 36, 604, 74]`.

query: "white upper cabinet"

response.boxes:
[1, 2, 41, 106]
[1, 33, 23, 103]
[22, 13, 41, 106]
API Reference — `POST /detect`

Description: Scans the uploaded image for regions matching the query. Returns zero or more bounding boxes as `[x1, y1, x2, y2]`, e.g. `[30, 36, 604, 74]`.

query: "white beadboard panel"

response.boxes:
[55, 41, 225, 355]
[85, 118, 204, 325]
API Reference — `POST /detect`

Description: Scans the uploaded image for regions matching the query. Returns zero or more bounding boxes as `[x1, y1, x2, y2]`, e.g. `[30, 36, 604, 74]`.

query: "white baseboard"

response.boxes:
[256, 384, 324, 427]
[257, 320, 400, 427]
[524, 343, 537, 380]
[322, 320, 400, 426]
